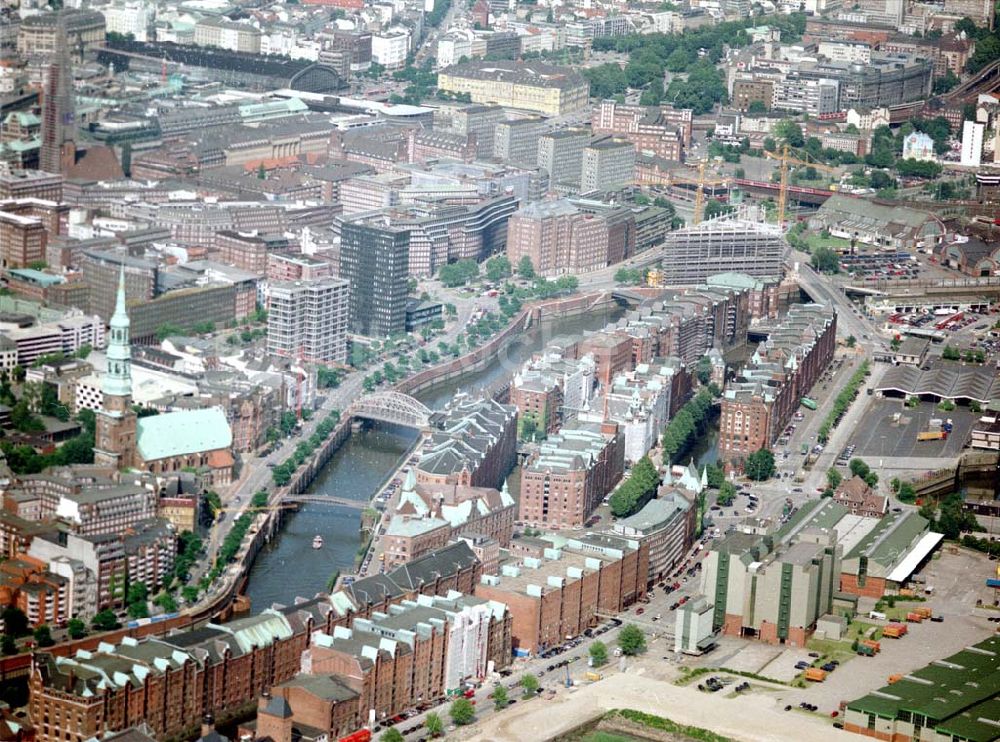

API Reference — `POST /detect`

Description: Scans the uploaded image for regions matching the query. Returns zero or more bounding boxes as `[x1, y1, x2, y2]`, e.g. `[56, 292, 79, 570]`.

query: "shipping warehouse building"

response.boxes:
[844, 635, 1000, 742]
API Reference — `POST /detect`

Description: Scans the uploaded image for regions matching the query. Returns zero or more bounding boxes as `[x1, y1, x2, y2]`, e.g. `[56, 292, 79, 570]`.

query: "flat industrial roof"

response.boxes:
[885, 531, 944, 583]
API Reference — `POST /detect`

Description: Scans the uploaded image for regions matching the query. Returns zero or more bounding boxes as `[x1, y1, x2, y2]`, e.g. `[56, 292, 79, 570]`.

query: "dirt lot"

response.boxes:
[459, 671, 848, 742]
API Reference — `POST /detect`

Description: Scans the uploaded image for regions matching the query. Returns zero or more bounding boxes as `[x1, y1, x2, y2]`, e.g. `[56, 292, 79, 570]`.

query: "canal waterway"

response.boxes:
[244, 307, 625, 610]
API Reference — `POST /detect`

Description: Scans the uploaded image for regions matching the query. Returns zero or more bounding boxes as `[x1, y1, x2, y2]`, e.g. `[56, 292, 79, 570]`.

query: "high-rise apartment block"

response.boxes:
[339, 217, 410, 337]
[537, 129, 588, 190]
[267, 277, 350, 363]
[581, 138, 636, 193]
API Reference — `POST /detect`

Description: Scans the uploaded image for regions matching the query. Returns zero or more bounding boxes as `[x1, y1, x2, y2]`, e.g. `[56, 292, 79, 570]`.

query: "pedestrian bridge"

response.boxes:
[349, 391, 432, 429]
[281, 495, 368, 510]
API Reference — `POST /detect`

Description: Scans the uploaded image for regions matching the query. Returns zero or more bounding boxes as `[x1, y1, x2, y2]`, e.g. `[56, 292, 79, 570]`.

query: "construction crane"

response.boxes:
[764, 145, 840, 226]
[663, 163, 731, 225]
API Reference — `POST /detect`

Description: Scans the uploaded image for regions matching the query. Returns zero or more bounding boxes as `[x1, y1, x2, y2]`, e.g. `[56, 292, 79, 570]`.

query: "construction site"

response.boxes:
[655, 217, 789, 284]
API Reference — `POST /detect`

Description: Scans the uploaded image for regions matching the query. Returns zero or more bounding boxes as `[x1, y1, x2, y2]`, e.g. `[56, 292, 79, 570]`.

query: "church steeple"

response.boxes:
[103, 266, 132, 400]
[94, 267, 137, 469]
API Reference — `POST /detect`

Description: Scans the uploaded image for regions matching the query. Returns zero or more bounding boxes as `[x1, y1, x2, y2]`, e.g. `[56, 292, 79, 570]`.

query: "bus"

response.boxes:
[800, 397, 817, 410]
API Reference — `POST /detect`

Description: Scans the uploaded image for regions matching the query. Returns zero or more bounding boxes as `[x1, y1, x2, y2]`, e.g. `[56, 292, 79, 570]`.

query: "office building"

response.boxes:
[437, 61, 589, 116]
[193, 18, 262, 53]
[449, 105, 504, 158]
[537, 130, 588, 190]
[17, 10, 105, 57]
[772, 76, 840, 116]
[51, 484, 158, 536]
[592, 99, 692, 155]
[338, 195, 517, 277]
[475, 533, 649, 654]
[0, 211, 46, 269]
[267, 277, 350, 363]
[372, 30, 410, 70]
[506, 199, 635, 277]
[103, 2, 151, 42]
[0, 171, 63, 202]
[339, 216, 410, 338]
[494, 118, 545, 168]
[39, 25, 76, 176]
[961, 120, 984, 167]
[581, 138, 636, 193]
[217, 231, 289, 276]
[518, 422, 624, 529]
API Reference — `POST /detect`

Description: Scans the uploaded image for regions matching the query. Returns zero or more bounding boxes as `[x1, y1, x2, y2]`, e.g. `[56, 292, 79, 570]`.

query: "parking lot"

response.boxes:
[840, 251, 922, 284]
[844, 398, 976, 460]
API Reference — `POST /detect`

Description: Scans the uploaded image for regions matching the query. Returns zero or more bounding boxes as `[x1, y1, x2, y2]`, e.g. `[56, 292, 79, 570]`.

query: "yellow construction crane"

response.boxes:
[764, 145, 839, 226]
[664, 162, 730, 225]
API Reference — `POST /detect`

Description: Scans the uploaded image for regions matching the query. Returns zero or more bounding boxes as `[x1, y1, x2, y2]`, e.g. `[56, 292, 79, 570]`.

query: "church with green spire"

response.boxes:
[93, 269, 236, 483]
[94, 268, 137, 469]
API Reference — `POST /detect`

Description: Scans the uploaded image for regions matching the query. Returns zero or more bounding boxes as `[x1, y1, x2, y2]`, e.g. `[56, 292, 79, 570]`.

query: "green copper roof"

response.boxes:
[7, 268, 64, 286]
[136, 408, 232, 462]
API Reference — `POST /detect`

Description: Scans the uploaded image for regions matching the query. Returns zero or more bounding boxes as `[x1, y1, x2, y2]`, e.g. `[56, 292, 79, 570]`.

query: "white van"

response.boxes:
[869, 611, 887, 621]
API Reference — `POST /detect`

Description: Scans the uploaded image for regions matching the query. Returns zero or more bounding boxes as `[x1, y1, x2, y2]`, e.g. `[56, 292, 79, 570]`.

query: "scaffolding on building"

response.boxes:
[656, 216, 788, 284]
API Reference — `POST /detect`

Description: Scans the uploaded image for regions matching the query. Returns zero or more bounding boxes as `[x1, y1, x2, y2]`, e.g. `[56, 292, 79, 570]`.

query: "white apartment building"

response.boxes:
[266, 277, 350, 363]
[438, 32, 473, 67]
[103, 2, 152, 42]
[372, 29, 410, 69]
[772, 77, 839, 115]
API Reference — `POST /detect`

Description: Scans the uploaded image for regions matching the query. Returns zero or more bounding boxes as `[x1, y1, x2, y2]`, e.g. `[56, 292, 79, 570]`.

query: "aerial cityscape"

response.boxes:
[0, 0, 998, 740]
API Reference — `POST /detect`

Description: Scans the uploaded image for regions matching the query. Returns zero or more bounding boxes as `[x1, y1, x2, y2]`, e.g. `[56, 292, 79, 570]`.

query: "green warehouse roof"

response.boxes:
[136, 407, 232, 462]
[845, 510, 929, 564]
[848, 635, 1000, 741]
[776, 499, 849, 543]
